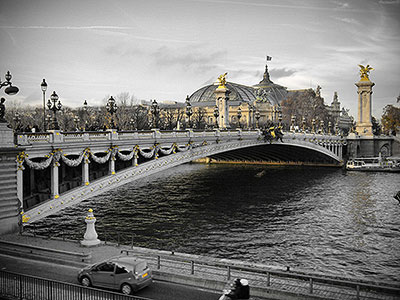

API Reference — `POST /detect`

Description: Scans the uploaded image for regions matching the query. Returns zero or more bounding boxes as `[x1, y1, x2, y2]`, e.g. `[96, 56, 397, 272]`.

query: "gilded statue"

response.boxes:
[217, 72, 227, 88]
[358, 64, 373, 81]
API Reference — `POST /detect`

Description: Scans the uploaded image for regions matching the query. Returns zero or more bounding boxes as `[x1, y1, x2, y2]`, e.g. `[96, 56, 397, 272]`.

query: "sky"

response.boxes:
[1, 0, 399, 119]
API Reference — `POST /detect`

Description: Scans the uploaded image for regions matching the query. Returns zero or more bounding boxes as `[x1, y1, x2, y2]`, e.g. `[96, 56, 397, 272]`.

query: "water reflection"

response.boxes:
[30, 164, 400, 282]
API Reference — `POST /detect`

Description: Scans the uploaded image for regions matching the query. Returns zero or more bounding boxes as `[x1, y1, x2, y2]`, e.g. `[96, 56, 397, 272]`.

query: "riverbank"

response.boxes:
[1, 233, 399, 300]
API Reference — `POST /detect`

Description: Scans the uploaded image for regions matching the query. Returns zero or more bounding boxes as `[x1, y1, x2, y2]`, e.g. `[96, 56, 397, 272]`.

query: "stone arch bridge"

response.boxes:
[15, 129, 345, 224]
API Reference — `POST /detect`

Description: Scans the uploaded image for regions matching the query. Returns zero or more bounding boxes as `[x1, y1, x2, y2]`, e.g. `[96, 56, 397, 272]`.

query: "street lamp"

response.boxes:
[13, 112, 21, 132]
[320, 120, 325, 134]
[302, 116, 306, 132]
[73, 115, 80, 131]
[47, 91, 62, 130]
[278, 107, 282, 126]
[291, 115, 296, 132]
[1, 71, 19, 95]
[83, 100, 89, 130]
[213, 105, 219, 128]
[312, 118, 316, 133]
[130, 118, 136, 130]
[106, 96, 117, 129]
[185, 95, 193, 128]
[328, 121, 332, 135]
[237, 107, 242, 128]
[255, 110, 260, 128]
[41, 79, 47, 131]
[150, 99, 160, 128]
[0, 71, 19, 123]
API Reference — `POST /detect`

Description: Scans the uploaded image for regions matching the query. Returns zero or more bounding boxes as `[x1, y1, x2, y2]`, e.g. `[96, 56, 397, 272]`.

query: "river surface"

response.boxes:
[30, 164, 400, 283]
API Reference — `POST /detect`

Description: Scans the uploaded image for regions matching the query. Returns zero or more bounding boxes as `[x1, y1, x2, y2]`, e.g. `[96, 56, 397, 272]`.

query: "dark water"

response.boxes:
[31, 164, 400, 283]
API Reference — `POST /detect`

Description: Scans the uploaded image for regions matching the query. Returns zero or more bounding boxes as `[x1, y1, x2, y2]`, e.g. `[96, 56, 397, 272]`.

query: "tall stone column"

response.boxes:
[214, 86, 231, 129]
[355, 71, 374, 136]
[51, 160, 60, 199]
[82, 152, 90, 186]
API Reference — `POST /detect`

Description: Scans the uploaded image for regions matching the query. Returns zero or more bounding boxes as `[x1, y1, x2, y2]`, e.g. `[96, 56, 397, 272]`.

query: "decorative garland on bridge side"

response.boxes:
[16, 141, 199, 171]
[90, 149, 112, 164]
[60, 149, 88, 167]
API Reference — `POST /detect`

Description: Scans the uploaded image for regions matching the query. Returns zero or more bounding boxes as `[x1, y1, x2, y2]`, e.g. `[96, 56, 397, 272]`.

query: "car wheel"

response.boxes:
[121, 283, 132, 295]
[80, 276, 92, 287]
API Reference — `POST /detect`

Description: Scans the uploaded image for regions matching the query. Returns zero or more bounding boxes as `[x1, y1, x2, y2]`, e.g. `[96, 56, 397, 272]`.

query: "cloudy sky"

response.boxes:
[1, 0, 399, 118]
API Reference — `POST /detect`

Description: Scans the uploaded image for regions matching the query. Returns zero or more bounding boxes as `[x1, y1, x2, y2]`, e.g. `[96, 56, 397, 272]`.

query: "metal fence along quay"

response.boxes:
[120, 250, 400, 300]
[0, 270, 152, 300]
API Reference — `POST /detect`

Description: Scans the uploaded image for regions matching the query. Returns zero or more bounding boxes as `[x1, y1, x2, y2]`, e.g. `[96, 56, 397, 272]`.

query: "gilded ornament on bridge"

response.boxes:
[358, 64, 373, 81]
[217, 72, 227, 88]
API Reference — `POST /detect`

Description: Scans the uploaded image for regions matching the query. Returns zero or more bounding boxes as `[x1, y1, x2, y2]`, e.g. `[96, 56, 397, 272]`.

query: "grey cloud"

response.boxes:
[152, 46, 227, 71]
[270, 68, 297, 79]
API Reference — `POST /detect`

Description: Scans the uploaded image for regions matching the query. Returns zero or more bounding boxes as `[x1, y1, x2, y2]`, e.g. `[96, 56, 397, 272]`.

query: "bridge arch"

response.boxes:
[20, 131, 344, 224]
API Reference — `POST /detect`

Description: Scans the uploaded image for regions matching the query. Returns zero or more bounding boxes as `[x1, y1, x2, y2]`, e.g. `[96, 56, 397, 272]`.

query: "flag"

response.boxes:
[266, 55, 272, 61]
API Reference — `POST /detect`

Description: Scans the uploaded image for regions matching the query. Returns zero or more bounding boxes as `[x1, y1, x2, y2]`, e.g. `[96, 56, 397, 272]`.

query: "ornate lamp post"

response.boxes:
[83, 100, 89, 130]
[13, 112, 21, 132]
[291, 115, 296, 132]
[255, 110, 260, 128]
[302, 116, 306, 132]
[106, 96, 117, 129]
[320, 120, 325, 134]
[0, 71, 19, 123]
[47, 91, 62, 130]
[278, 107, 282, 127]
[130, 118, 136, 130]
[328, 121, 332, 135]
[0, 71, 19, 95]
[248, 106, 253, 129]
[74, 115, 80, 131]
[150, 99, 160, 128]
[213, 105, 219, 128]
[40, 79, 47, 131]
[312, 118, 316, 133]
[237, 107, 242, 128]
[185, 95, 193, 128]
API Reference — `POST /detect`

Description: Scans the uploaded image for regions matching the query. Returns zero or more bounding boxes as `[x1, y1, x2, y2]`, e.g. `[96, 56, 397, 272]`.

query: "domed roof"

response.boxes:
[253, 65, 288, 106]
[189, 82, 257, 103]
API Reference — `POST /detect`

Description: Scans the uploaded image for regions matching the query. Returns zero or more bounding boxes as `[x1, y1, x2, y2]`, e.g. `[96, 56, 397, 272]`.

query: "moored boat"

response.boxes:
[346, 156, 400, 172]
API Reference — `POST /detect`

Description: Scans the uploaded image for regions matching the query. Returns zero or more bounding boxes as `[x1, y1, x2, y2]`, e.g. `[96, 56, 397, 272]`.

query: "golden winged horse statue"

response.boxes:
[358, 64, 373, 81]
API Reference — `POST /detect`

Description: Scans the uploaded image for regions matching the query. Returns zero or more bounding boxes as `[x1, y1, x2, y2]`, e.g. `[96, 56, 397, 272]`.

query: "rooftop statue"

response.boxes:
[358, 64, 373, 81]
[316, 85, 321, 98]
[217, 72, 227, 88]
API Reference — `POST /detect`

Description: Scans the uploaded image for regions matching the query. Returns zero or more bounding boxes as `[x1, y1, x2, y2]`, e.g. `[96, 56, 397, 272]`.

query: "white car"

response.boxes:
[78, 256, 152, 295]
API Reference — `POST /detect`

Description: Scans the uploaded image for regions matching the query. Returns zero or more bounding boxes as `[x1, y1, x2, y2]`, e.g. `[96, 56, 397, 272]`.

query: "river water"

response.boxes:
[30, 164, 400, 283]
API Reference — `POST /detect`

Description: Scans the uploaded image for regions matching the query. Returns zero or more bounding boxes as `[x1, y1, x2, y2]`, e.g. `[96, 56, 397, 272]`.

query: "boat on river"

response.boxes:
[346, 156, 400, 172]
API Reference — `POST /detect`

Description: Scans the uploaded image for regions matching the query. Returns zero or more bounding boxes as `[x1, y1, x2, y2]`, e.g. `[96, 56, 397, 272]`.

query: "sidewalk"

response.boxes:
[0, 233, 399, 300]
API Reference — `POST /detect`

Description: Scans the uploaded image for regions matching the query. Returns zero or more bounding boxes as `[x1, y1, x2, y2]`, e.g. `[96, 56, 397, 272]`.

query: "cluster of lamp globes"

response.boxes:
[0, 71, 19, 95]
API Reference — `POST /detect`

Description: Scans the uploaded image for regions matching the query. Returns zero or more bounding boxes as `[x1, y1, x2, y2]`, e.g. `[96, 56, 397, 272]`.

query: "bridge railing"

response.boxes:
[0, 270, 150, 300]
[121, 249, 400, 300]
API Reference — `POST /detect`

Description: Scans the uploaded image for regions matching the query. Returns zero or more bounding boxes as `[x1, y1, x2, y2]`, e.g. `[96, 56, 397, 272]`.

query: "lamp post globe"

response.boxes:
[185, 95, 193, 128]
[41, 79, 47, 131]
[213, 105, 219, 128]
[237, 107, 242, 128]
[106, 96, 117, 129]
[150, 99, 160, 128]
[47, 91, 62, 130]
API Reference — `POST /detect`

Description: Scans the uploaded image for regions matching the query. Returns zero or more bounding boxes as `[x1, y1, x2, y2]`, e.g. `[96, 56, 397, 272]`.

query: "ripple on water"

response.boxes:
[30, 164, 400, 283]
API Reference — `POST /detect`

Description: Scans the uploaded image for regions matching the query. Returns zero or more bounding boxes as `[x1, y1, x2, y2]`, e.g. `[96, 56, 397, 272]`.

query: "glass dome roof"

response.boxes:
[189, 82, 257, 103]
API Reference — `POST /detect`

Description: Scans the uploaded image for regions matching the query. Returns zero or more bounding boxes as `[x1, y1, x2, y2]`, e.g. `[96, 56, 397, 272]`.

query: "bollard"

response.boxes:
[80, 208, 101, 247]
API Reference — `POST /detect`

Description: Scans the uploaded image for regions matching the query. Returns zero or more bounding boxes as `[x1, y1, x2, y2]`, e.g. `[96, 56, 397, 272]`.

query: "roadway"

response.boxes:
[0, 253, 222, 300]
